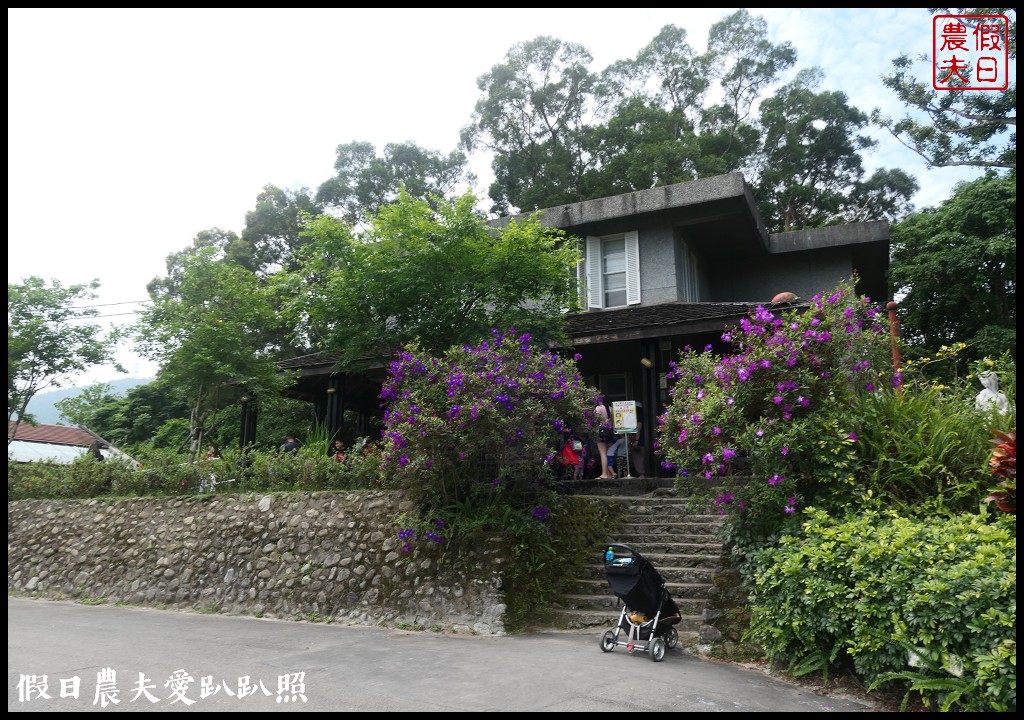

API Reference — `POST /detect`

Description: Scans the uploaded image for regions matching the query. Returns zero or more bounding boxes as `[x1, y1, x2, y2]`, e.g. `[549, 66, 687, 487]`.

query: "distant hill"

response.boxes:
[23, 378, 154, 426]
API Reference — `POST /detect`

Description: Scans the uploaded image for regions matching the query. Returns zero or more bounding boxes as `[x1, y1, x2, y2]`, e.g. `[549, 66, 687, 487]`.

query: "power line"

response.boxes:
[69, 300, 151, 309]
[68, 311, 141, 319]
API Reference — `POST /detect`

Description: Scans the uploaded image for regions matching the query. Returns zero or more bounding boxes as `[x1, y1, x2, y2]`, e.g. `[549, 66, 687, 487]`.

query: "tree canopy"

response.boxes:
[315, 141, 473, 226]
[889, 171, 1016, 362]
[872, 8, 1016, 171]
[275, 189, 581, 367]
[134, 248, 289, 457]
[461, 11, 916, 233]
[8, 277, 122, 441]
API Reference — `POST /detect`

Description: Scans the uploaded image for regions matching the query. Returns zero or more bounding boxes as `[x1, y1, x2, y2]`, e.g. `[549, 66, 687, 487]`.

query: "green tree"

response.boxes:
[889, 171, 1016, 362]
[134, 248, 288, 458]
[53, 377, 193, 451]
[464, 14, 914, 228]
[53, 382, 117, 427]
[461, 36, 599, 214]
[315, 141, 473, 226]
[872, 8, 1016, 171]
[8, 277, 122, 443]
[696, 9, 797, 176]
[752, 68, 919, 231]
[276, 189, 581, 367]
[146, 227, 249, 298]
[239, 184, 324, 274]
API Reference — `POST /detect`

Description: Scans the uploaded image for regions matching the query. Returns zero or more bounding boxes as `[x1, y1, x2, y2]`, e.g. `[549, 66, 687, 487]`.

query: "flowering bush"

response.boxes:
[377, 328, 596, 532]
[656, 279, 896, 542]
[985, 429, 1016, 514]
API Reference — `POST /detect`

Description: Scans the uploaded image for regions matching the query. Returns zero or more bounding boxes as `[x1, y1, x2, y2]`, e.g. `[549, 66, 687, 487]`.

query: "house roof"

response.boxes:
[564, 298, 808, 346]
[491, 172, 769, 259]
[7, 421, 138, 465]
[8, 421, 100, 446]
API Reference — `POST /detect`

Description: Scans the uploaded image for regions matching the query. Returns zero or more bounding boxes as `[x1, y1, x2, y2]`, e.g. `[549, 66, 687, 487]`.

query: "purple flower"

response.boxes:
[768, 474, 783, 486]
[780, 447, 789, 456]
[533, 506, 550, 522]
[847, 432, 858, 441]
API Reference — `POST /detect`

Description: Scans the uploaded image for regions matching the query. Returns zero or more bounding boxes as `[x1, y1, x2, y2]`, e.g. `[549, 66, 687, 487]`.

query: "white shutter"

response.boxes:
[586, 235, 602, 309]
[625, 230, 640, 305]
[576, 238, 587, 310]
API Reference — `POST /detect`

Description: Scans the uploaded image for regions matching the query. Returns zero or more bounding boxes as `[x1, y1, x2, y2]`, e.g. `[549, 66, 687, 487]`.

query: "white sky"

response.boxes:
[8, 8, 993, 387]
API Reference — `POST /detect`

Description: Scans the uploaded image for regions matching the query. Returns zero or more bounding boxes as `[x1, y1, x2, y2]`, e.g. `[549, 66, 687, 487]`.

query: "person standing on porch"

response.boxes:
[594, 397, 616, 480]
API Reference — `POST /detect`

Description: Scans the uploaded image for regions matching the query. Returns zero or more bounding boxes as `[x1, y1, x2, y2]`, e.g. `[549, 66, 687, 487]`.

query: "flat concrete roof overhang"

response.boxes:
[769, 220, 890, 302]
[490, 173, 770, 258]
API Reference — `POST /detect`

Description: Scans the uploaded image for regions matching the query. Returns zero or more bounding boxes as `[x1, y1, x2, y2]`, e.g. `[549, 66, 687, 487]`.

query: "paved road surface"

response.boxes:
[8, 598, 884, 712]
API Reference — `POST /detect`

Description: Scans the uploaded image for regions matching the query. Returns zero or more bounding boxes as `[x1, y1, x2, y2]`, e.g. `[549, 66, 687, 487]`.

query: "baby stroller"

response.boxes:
[598, 543, 682, 662]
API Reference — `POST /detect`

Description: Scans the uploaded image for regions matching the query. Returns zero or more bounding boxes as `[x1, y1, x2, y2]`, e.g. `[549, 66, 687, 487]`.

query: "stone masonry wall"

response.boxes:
[8, 491, 509, 634]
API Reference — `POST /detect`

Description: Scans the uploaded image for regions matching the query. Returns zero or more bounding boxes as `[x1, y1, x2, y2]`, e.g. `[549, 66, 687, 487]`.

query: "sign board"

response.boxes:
[611, 400, 637, 434]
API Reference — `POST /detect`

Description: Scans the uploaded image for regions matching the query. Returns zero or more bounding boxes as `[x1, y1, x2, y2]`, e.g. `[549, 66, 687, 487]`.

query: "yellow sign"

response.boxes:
[611, 401, 637, 434]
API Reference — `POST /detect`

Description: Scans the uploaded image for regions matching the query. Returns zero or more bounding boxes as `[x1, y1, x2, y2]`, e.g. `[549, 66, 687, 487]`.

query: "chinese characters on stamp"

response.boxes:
[933, 13, 1010, 90]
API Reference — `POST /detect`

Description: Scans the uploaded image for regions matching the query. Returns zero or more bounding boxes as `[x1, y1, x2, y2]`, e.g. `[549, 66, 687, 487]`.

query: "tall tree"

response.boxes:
[889, 171, 1016, 361]
[696, 9, 797, 176]
[8, 277, 122, 442]
[239, 184, 324, 274]
[54, 378, 192, 450]
[872, 8, 1016, 170]
[315, 141, 472, 226]
[146, 227, 247, 298]
[134, 248, 288, 458]
[277, 189, 581, 367]
[461, 36, 599, 214]
[752, 69, 918, 231]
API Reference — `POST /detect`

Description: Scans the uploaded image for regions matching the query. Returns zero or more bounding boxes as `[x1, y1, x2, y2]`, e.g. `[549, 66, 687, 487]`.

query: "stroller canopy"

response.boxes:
[604, 545, 681, 620]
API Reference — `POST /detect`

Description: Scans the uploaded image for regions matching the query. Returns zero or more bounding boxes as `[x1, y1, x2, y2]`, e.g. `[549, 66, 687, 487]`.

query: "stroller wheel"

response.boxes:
[649, 637, 666, 662]
[665, 626, 678, 649]
[599, 630, 617, 653]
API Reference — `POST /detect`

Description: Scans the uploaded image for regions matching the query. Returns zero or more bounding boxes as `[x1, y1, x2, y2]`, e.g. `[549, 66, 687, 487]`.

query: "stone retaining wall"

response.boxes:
[7, 491, 509, 634]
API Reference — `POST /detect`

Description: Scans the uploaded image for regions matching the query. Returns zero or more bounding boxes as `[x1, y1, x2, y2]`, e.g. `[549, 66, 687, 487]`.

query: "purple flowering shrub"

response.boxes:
[378, 328, 595, 542]
[657, 279, 895, 540]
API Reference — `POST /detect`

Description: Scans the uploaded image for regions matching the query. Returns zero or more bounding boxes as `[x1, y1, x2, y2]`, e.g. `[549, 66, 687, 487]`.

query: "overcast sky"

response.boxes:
[8, 8, 991, 386]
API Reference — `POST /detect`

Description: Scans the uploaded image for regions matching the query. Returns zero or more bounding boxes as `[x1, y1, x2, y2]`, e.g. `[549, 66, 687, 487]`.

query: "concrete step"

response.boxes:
[555, 590, 709, 616]
[573, 565, 716, 589]
[542, 487, 730, 648]
[597, 538, 725, 554]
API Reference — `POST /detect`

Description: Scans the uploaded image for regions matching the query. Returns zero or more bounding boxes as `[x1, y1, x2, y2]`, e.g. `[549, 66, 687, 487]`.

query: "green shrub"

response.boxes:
[746, 509, 1016, 711]
[844, 380, 1010, 517]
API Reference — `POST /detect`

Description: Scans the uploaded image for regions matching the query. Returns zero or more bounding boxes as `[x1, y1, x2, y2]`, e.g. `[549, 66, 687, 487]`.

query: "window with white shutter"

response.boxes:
[586, 232, 641, 309]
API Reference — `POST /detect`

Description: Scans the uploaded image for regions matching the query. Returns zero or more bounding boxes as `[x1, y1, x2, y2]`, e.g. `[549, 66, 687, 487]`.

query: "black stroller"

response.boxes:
[598, 543, 682, 662]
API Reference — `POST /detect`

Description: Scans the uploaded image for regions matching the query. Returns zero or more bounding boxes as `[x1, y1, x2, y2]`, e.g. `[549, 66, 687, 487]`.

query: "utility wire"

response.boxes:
[69, 300, 151, 309]
[68, 311, 141, 319]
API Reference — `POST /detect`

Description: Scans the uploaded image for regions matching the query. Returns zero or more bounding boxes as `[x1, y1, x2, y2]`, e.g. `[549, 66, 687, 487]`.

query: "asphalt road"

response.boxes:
[8, 597, 885, 712]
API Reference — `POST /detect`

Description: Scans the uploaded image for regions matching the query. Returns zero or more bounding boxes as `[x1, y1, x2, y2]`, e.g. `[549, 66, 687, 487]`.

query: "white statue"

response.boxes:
[975, 371, 1008, 413]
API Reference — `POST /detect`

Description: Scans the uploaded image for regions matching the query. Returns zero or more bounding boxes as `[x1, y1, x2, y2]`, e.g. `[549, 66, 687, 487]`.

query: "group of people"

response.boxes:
[556, 396, 647, 481]
[593, 398, 646, 479]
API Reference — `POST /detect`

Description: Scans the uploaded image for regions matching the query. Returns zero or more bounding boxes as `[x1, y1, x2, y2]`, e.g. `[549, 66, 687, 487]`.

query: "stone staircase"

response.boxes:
[545, 476, 728, 648]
